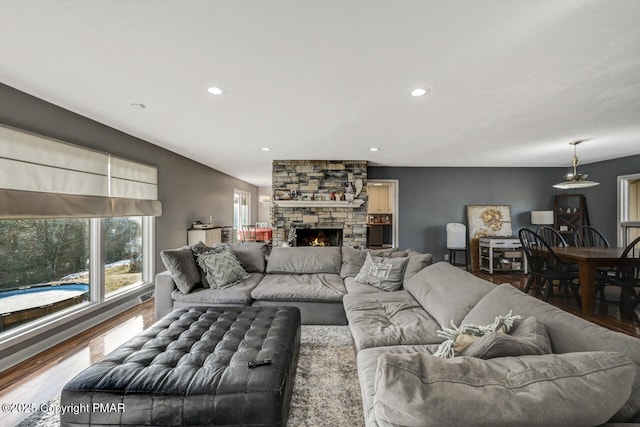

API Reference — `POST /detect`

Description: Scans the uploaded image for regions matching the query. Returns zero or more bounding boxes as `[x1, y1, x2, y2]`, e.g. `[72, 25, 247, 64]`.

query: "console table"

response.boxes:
[479, 236, 528, 274]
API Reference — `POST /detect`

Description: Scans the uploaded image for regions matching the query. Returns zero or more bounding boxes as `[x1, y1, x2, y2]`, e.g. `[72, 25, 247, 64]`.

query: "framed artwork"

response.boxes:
[466, 205, 513, 271]
[466, 205, 513, 239]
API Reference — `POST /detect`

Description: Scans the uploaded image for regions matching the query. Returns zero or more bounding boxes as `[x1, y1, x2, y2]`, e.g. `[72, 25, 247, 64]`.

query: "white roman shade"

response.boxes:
[0, 124, 162, 218]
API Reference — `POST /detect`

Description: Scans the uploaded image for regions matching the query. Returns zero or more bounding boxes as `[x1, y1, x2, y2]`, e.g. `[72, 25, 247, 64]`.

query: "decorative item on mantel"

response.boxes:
[345, 182, 355, 202]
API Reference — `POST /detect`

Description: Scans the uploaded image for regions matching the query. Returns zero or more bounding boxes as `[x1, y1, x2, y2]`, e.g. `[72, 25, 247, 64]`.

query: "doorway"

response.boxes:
[366, 180, 399, 248]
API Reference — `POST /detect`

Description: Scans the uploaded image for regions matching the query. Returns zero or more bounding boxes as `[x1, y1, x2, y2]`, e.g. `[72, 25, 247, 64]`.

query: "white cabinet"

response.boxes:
[479, 237, 527, 274]
[188, 228, 222, 246]
[368, 185, 392, 213]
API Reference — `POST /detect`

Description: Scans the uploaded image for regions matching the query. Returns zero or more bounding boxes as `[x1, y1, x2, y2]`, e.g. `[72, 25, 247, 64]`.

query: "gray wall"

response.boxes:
[369, 156, 640, 260]
[0, 83, 257, 274]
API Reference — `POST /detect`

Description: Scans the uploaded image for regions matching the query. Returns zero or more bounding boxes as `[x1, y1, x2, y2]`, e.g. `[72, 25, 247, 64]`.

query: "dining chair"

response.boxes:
[519, 228, 581, 305]
[241, 224, 257, 242]
[609, 235, 640, 316]
[537, 225, 568, 247]
[256, 222, 268, 228]
[574, 226, 610, 248]
[574, 225, 614, 300]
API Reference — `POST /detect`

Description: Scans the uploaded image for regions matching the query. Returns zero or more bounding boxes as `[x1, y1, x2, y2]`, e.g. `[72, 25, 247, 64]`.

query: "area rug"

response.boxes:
[16, 325, 364, 427]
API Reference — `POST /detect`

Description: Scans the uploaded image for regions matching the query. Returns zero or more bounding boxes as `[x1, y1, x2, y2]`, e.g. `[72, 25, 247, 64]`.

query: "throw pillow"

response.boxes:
[190, 241, 214, 286]
[160, 247, 201, 294]
[402, 249, 433, 285]
[461, 317, 552, 359]
[374, 351, 635, 427]
[354, 252, 409, 292]
[195, 246, 251, 289]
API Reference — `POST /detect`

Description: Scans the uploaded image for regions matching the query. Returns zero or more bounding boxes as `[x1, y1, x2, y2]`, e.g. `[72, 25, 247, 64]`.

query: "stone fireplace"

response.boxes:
[296, 228, 343, 247]
[271, 160, 368, 248]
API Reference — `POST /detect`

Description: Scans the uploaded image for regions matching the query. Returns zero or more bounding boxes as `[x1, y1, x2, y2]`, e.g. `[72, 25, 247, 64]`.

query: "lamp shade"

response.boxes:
[531, 210, 554, 225]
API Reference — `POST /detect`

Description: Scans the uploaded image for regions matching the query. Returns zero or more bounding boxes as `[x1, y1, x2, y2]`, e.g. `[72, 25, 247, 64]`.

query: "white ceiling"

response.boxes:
[1, 1, 640, 186]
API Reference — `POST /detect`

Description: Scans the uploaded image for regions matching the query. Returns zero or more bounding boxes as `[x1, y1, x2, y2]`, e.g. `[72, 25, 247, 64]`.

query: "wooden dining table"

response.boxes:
[552, 246, 627, 315]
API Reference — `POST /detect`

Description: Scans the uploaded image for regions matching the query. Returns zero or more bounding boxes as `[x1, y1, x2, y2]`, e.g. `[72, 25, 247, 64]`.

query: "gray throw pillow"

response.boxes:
[374, 351, 635, 427]
[189, 241, 214, 286]
[354, 253, 409, 292]
[195, 246, 251, 289]
[402, 249, 433, 285]
[160, 247, 201, 294]
[462, 317, 552, 359]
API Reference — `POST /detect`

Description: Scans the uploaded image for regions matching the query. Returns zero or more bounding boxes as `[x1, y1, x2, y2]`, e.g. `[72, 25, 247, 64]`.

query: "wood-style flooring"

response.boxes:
[1, 273, 639, 426]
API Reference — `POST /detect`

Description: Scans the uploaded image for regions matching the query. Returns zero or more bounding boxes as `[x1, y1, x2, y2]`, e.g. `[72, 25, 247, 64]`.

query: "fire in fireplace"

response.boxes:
[296, 228, 343, 247]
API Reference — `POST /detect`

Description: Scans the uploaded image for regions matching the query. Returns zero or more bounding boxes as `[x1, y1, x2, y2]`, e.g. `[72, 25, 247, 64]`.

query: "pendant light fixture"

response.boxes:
[552, 140, 600, 189]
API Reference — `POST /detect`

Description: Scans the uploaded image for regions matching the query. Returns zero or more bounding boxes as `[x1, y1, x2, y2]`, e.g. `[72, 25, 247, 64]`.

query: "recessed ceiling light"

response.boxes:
[369, 147, 380, 152]
[261, 147, 271, 151]
[129, 103, 146, 109]
[207, 86, 226, 95]
[410, 88, 429, 97]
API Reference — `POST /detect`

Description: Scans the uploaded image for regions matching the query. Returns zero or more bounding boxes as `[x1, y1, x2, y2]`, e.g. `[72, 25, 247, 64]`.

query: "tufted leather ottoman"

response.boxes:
[60, 306, 301, 426]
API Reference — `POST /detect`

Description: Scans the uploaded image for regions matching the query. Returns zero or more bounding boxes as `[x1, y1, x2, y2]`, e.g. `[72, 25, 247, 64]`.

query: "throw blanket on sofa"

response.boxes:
[433, 311, 522, 358]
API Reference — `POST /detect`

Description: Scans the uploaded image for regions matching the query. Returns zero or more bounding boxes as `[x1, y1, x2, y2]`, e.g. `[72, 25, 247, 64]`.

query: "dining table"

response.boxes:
[552, 246, 627, 315]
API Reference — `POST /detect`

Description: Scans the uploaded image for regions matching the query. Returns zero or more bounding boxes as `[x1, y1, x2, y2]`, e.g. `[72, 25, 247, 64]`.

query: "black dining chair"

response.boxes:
[574, 226, 610, 248]
[574, 225, 614, 300]
[610, 235, 640, 317]
[538, 225, 569, 247]
[519, 228, 581, 305]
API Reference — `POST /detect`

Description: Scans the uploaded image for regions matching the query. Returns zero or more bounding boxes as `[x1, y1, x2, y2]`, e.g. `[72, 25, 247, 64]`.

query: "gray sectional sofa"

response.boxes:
[154, 242, 432, 324]
[344, 261, 640, 426]
[155, 242, 640, 425]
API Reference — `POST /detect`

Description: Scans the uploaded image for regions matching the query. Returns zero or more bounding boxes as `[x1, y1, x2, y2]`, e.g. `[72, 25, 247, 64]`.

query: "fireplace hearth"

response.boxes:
[296, 228, 343, 247]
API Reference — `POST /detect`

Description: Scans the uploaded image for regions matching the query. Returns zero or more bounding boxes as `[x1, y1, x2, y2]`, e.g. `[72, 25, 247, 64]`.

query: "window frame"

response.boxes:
[233, 189, 252, 230]
[617, 173, 640, 246]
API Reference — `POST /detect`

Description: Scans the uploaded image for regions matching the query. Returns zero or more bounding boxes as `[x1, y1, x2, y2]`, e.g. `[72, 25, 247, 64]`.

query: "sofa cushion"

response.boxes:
[344, 277, 386, 295]
[195, 246, 251, 289]
[404, 261, 495, 328]
[343, 291, 441, 351]
[251, 273, 346, 302]
[373, 351, 635, 427]
[354, 253, 409, 292]
[462, 317, 552, 359]
[266, 247, 341, 274]
[402, 249, 433, 285]
[171, 273, 264, 305]
[225, 242, 268, 273]
[461, 284, 640, 422]
[356, 345, 440, 427]
[160, 246, 201, 294]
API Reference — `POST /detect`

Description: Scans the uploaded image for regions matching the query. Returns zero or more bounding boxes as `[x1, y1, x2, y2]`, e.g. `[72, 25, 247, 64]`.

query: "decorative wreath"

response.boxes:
[481, 208, 504, 231]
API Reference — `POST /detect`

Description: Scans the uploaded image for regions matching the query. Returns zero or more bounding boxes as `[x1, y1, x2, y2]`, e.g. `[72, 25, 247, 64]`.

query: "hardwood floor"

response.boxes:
[0, 300, 155, 426]
[474, 270, 640, 337]
[0, 275, 638, 426]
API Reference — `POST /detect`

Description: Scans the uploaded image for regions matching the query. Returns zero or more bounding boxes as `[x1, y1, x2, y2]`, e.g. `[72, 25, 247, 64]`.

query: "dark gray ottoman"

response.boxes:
[60, 306, 301, 426]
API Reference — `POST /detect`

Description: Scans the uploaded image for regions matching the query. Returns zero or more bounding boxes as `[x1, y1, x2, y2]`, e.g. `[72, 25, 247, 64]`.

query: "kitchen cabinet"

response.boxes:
[368, 185, 392, 213]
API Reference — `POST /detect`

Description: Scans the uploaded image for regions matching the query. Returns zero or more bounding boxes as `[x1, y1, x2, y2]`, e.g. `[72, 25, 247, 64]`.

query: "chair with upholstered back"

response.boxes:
[538, 225, 568, 247]
[519, 228, 580, 304]
[574, 226, 610, 247]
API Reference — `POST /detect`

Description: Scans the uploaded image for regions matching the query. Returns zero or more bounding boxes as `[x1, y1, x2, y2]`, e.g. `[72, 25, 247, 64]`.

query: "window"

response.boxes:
[0, 218, 91, 332]
[0, 123, 160, 341]
[234, 189, 251, 230]
[0, 216, 153, 333]
[617, 173, 640, 246]
[105, 216, 143, 296]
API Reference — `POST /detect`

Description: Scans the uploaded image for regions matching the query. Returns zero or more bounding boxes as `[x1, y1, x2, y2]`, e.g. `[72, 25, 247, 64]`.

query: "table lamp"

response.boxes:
[530, 210, 554, 226]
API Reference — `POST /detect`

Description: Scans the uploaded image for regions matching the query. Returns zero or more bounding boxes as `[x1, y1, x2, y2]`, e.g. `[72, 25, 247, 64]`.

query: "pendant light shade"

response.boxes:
[553, 140, 599, 189]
